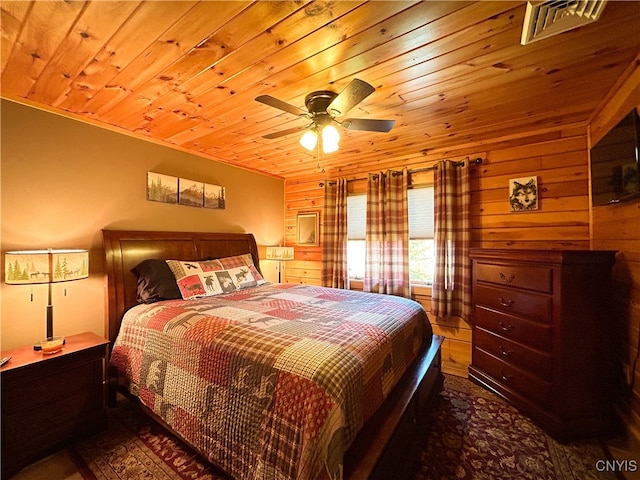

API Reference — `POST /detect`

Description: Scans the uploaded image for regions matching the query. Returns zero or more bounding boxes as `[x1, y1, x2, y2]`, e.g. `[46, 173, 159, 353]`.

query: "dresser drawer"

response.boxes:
[2, 360, 99, 413]
[474, 327, 552, 380]
[475, 306, 552, 352]
[475, 262, 552, 293]
[2, 389, 104, 464]
[473, 348, 552, 409]
[474, 284, 552, 322]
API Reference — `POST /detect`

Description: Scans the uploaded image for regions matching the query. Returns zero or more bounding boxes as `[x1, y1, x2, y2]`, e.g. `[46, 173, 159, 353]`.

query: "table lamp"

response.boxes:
[5, 248, 89, 351]
[265, 246, 294, 283]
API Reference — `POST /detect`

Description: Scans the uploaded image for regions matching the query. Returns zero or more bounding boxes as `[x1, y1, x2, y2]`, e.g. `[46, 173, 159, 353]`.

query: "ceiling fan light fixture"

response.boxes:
[322, 140, 339, 154]
[322, 124, 340, 145]
[299, 130, 318, 151]
[257, 79, 394, 152]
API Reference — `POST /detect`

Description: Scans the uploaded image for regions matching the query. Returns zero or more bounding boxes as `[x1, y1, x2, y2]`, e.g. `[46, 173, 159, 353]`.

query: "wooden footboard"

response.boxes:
[344, 334, 444, 480]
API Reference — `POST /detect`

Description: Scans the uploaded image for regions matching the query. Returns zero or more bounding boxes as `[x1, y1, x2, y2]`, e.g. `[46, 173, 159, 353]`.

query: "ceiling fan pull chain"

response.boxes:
[316, 138, 325, 173]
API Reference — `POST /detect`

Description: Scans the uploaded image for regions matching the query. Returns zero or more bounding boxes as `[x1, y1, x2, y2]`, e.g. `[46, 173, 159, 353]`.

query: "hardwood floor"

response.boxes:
[11, 451, 81, 480]
[605, 432, 640, 480]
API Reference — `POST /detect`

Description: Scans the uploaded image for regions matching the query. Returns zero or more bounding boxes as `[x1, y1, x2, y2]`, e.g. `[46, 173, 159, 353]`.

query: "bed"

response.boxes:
[103, 229, 443, 480]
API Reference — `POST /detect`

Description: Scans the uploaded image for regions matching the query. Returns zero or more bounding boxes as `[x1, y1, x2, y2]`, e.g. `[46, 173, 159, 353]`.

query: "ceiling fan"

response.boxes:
[255, 78, 395, 153]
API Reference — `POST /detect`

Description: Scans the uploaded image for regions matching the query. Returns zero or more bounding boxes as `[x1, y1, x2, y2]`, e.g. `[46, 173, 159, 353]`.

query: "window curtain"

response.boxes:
[321, 178, 349, 289]
[364, 169, 410, 297]
[432, 160, 472, 319]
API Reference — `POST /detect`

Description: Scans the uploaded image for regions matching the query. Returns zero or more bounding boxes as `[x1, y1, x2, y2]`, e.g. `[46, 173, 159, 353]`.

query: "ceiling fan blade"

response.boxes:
[342, 118, 395, 133]
[255, 95, 306, 117]
[262, 125, 308, 139]
[327, 78, 375, 117]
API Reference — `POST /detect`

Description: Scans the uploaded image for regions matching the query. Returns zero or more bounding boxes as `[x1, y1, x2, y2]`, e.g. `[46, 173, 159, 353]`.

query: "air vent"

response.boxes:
[521, 0, 607, 45]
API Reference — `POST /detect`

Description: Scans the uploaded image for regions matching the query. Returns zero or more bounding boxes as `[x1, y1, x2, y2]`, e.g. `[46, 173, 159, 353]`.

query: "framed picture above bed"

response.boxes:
[178, 178, 204, 207]
[147, 172, 178, 204]
[297, 211, 319, 246]
[204, 183, 225, 209]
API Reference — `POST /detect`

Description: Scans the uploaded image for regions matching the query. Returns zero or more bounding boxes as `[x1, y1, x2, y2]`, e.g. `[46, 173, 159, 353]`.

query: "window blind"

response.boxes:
[347, 187, 434, 240]
[408, 187, 434, 239]
[347, 194, 366, 240]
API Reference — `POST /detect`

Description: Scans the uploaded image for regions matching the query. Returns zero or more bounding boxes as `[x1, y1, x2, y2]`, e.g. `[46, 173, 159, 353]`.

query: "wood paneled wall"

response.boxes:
[590, 55, 640, 440]
[283, 122, 592, 376]
[282, 59, 639, 419]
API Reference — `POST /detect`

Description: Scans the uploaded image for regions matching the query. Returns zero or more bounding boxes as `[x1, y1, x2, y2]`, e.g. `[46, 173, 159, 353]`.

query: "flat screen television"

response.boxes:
[590, 108, 640, 206]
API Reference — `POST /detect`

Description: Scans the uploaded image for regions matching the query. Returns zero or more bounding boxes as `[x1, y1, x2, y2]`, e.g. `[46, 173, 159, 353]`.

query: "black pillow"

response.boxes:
[131, 259, 182, 304]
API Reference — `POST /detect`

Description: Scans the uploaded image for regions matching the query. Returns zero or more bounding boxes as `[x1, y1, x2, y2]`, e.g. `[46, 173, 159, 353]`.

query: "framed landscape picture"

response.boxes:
[204, 183, 226, 209]
[147, 172, 178, 204]
[179, 178, 204, 207]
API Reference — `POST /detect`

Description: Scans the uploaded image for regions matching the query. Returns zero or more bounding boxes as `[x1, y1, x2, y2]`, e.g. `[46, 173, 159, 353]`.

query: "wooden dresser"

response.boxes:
[468, 249, 617, 442]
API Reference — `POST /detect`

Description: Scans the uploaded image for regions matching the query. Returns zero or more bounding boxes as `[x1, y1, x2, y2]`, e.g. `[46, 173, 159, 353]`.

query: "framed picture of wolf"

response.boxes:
[509, 176, 538, 212]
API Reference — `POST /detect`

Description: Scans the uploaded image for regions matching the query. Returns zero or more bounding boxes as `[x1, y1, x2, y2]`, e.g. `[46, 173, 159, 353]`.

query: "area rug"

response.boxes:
[69, 375, 615, 479]
[411, 375, 616, 480]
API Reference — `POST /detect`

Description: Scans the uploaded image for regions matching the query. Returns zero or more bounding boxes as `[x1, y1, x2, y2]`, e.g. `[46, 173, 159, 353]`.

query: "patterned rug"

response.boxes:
[68, 375, 615, 479]
[412, 375, 616, 480]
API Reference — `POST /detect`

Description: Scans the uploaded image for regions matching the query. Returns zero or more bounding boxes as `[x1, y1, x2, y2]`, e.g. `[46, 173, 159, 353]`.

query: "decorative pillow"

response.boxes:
[131, 259, 182, 304]
[207, 253, 266, 285]
[216, 253, 256, 269]
[166, 259, 265, 300]
[225, 254, 266, 286]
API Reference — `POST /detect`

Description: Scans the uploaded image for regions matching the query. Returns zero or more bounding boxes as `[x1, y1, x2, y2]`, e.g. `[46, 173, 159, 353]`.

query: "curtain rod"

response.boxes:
[319, 157, 483, 187]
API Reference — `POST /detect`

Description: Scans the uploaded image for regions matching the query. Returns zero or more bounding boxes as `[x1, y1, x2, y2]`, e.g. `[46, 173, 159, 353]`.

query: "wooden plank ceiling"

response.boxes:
[2, 1, 639, 181]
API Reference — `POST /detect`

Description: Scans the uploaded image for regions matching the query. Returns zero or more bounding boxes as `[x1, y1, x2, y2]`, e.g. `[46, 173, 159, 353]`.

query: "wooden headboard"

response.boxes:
[102, 229, 261, 343]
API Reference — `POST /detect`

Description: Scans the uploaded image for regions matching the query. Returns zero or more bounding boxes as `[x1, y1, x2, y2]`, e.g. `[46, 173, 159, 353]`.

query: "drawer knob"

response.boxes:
[499, 272, 515, 283]
[499, 345, 513, 357]
[499, 297, 514, 307]
[498, 321, 514, 332]
[501, 373, 513, 383]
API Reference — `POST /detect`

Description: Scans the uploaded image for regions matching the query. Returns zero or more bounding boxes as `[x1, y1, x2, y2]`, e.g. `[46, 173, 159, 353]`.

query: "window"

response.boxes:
[408, 187, 435, 284]
[346, 187, 435, 284]
[347, 195, 366, 279]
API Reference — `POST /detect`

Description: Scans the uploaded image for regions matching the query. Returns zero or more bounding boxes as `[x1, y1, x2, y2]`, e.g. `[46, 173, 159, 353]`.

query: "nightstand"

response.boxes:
[0, 332, 109, 479]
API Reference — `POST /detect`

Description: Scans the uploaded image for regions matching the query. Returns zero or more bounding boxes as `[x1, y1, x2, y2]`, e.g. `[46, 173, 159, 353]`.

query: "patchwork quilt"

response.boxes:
[110, 283, 429, 480]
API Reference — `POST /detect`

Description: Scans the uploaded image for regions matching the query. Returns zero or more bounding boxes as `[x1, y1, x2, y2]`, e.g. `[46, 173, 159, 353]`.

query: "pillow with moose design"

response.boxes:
[166, 259, 264, 300]
[208, 253, 266, 287]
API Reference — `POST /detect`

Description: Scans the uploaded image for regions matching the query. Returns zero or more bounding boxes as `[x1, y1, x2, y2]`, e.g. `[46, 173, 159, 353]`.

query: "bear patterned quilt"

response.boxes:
[109, 283, 429, 480]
